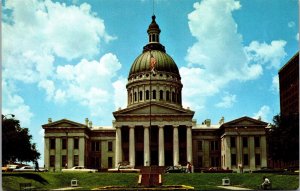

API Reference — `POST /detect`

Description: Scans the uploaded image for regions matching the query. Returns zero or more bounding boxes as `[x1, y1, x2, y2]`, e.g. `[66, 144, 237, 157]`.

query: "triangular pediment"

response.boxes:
[114, 102, 194, 116]
[222, 116, 268, 127]
[42, 119, 87, 129]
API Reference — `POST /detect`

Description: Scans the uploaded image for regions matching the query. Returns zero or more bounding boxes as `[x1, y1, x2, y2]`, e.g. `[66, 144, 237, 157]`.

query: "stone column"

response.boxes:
[158, 125, 165, 166]
[44, 138, 49, 170]
[261, 136, 267, 167]
[186, 126, 193, 163]
[115, 126, 122, 167]
[144, 126, 150, 166]
[129, 126, 135, 167]
[249, 136, 255, 170]
[55, 138, 61, 171]
[79, 137, 85, 167]
[173, 125, 179, 166]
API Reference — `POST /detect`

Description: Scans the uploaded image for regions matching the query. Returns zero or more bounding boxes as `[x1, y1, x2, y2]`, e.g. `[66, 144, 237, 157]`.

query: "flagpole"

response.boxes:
[149, 50, 152, 185]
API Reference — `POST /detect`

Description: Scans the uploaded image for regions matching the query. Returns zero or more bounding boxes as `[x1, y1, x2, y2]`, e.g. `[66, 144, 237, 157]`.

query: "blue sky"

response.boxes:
[2, 0, 299, 165]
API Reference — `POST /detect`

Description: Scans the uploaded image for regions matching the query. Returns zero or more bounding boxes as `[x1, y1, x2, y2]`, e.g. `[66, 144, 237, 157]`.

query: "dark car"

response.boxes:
[252, 167, 285, 173]
[165, 166, 186, 173]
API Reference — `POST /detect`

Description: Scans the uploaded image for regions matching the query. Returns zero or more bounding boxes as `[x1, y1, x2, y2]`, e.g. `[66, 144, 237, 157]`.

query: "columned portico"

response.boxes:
[158, 125, 165, 166]
[144, 126, 150, 166]
[173, 125, 179, 166]
[129, 126, 135, 167]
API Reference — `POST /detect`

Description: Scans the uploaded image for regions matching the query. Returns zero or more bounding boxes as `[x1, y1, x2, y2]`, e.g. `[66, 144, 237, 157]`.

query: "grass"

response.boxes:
[2, 172, 299, 190]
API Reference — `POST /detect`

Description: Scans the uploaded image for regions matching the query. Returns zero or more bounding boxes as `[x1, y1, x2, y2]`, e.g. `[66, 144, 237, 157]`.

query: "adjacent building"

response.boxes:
[279, 52, 299, 117]
[43, 15, 268, 172]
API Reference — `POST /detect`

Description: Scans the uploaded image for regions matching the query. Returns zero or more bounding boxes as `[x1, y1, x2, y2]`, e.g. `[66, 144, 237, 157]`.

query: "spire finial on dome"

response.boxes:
[152, 15, 156, 21]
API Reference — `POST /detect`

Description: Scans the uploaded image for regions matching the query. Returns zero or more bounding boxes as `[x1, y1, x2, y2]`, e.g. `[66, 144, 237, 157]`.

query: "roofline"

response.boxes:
[278, 51, 299, 73]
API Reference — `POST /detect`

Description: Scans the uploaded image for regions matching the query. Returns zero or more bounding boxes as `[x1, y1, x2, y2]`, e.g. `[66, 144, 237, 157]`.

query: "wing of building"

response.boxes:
[42, 15, 268, 172]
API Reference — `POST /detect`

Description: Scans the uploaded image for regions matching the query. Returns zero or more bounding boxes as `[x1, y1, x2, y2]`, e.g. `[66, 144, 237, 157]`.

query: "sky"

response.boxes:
[2, 0, 299, 166]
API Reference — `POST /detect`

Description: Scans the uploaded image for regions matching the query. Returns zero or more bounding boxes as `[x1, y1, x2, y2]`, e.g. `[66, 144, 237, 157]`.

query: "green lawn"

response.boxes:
[2, 172, 299, 190]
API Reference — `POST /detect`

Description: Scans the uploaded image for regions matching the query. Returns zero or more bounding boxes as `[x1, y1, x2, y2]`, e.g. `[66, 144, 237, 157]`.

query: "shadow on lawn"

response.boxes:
[3, 173, 49, 185]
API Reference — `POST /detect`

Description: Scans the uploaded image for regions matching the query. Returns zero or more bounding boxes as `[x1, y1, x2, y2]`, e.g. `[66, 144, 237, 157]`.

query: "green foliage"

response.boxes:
[267, 114, 299, 163]
[2, 172, 299, 190]
[2, 115, 40, 164]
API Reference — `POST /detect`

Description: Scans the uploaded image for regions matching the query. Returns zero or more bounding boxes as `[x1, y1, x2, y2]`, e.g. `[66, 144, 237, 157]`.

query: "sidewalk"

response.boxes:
[52, 187, 82, 190]
[217, 185, 252, 190]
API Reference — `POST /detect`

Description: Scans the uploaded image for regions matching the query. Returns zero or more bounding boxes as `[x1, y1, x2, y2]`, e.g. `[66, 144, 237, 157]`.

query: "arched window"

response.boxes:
[134, 92, 137, 102]
[130, 93, 132, 103]
[152, 34, 156, 42]
[146, 90, 150, 100]
[172, 92, 176, 102]
[166, 91, 170, 101]
[159, 90, 163, 100]
[153, 90, 156, 100]
[139, 91, 143, 101]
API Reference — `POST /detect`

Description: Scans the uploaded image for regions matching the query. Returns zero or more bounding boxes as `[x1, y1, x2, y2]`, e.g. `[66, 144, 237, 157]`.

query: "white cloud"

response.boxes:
[3, 0, 115, 83]
[2, 0, 116, 124]
[270, 75, 279, 93]
[288, 21, 295, 28]
[244, 40, 287, 69]
[182, 0, 263, 110]
[215, 92, 236, 108]
[2, 80, 33, 127]
[113, 78, 128, 110]
[296, 33, 299, 41]
[43, 53, 123, 118]
[253, 105, 271, 122]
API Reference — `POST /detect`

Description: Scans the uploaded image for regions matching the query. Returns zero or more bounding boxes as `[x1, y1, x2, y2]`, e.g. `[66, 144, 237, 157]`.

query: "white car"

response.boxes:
[13, 166, 48, 172]
[62, 166, 97, 173]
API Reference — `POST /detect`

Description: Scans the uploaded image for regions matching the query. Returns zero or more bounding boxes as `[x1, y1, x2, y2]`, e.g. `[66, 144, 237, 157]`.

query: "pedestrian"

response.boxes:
[35, 161, 39, 172]
[261, 176, 271, 190]
[186, 162, 192, 173]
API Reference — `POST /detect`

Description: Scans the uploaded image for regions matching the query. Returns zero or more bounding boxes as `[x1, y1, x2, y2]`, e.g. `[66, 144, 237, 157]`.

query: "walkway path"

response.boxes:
[217, 185, 252, 190]
[52, 187, 82, 190]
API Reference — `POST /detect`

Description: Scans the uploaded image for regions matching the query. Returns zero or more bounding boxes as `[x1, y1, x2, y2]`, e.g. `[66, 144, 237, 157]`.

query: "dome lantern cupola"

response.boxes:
[147, 15, 161, 44]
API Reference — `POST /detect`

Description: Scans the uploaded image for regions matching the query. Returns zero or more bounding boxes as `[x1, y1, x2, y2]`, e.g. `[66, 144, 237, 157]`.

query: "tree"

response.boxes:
[267, 114, 299, 166]
[2, 114, 40, 164]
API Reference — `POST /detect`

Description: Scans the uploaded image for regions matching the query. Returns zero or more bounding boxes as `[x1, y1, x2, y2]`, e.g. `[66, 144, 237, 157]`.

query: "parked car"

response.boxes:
[165, 166, 186, 173]
[202, 167, 233, 173]
[62, 166, 97, 173]
[2, 164, 19, 172]
[252, 167, 285, 173]
[13, 166, 48, 172]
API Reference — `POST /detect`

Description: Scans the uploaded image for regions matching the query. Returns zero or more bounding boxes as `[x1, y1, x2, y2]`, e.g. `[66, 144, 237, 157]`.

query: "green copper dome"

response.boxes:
[129, 50, 180, 78]
[129, 16, 180, 78]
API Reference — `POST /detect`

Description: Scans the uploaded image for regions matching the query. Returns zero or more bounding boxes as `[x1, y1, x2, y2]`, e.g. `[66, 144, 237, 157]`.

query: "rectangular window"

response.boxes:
[210, 141, 219, 151]
[198, 141, 203, 151]
[91, 141, 100, 152]
[50, 156, 55, 167]
[243, 154, 249, 166]
[108, 141, 113, 152]
[255, 137, 260, 148]
[74, 138, 79, 149]
[73, 155, 79, 166]
[62, 138, 67, 150]
[62, 155, 67, 167]
[108, 157, 113, 169]
[231, 154, 236, 166]
[255, 154, 261, 166]
[242, 137, 248, 148]
[198, 156, 203, 167]
[50, 138, 56, 149]
[230, 137, 236, 148]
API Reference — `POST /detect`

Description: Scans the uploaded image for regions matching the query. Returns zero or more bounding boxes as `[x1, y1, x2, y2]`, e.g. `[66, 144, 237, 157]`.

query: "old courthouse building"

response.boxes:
[43, 16, 268, 172]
